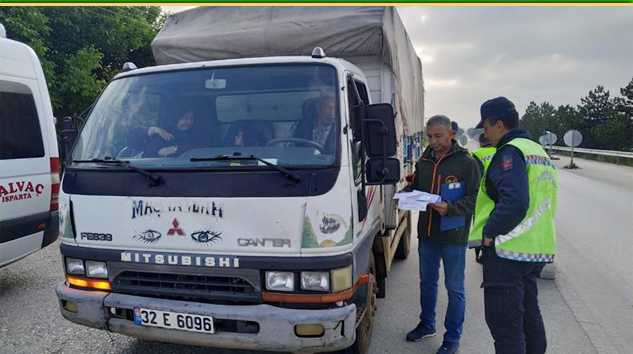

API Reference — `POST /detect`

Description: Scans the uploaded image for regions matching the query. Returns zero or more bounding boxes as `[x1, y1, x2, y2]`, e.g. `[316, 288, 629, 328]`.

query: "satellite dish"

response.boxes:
[564, 130, 583, 147]
[459, 135, 468, 146]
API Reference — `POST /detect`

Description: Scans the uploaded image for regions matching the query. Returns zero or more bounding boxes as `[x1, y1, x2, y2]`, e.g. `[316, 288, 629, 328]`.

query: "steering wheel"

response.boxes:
[115, 146, 144, 159]
[265, 138, 325, 154]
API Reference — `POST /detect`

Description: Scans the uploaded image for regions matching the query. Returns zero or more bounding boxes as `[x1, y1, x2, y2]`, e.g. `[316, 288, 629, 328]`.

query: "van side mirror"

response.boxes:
[363, 103, 397, 157]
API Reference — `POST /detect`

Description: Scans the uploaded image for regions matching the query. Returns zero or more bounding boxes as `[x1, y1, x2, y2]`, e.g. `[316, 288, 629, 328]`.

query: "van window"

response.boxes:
[71, 64, 338, 168]
[0, 81, 45, 160]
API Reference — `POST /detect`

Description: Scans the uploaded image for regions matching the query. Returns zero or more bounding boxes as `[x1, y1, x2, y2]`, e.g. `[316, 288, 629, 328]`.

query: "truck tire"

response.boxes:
[375, 252, 386, 299]
[336, 252, 377, 354]
[395, 212, 412, 260]
[394, 227, 411, 260]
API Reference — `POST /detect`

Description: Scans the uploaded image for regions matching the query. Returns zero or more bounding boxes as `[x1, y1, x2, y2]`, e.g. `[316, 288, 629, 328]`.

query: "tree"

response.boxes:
[609, 77, 633, 151]
[577, 86, 615, 148]
[578, 85, 614, 126]
[520, 101, 557, 142]
[0, 6, 166, 121]
[555, 104, 582, 141]
[616, 76, 633, 119]
[591, 111, 633, 151]
[574, 83, 633, 151]
[519, 79, 633, 152]
[520, 101, 541, 138]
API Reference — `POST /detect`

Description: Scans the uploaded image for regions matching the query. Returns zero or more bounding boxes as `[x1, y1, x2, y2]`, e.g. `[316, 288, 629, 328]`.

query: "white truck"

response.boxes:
[55, 6, 424, 354]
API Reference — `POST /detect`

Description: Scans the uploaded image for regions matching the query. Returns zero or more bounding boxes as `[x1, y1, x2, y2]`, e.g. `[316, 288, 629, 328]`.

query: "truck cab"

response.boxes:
[56, 53, 405, 353]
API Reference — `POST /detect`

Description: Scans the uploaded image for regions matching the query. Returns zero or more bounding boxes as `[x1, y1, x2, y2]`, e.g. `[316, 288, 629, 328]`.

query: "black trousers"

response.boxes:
[481, 247, 547, 354]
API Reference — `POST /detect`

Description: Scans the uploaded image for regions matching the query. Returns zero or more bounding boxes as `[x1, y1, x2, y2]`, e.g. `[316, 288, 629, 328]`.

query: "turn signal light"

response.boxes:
[63, 300, 78, 313]
[295, 323, 325, 337]
[66, 275, 112, 290]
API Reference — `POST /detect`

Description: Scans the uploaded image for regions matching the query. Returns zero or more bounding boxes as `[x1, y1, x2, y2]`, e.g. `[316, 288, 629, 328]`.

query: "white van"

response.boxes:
[0, 24, 60, 267]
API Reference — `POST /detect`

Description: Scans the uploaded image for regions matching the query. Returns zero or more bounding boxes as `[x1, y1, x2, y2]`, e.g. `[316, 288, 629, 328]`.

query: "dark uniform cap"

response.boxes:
[476, 97, 518, 129]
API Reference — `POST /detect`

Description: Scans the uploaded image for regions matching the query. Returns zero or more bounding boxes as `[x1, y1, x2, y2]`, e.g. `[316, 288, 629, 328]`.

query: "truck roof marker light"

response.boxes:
[122, 62, 137, 72]
[312, 47, 326, 59]
[262, 271, 369, 304]
[66, 275, 112, 291]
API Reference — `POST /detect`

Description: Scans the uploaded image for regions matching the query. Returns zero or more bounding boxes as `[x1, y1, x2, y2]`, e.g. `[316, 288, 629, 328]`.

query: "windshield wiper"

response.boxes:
[72, 156, 162, 186]
[191, 153, 302, 182]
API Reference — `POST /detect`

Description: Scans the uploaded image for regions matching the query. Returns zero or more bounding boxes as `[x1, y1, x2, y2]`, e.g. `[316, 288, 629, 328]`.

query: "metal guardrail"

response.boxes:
[549, 146, 633, 159]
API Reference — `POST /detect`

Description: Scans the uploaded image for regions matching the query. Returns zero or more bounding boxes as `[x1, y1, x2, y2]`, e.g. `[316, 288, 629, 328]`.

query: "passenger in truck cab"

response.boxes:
[232, 126, 266, 147]
[127, 108, 208, 157]
[293, 95, 336, 154]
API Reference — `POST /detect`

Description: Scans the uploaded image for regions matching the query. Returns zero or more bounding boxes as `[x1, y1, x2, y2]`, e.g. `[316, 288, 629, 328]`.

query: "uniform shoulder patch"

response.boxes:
[501, 154, 514, 171]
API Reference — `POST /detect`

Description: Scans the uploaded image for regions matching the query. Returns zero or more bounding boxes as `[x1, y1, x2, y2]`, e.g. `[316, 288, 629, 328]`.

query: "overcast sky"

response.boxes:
[162, 6, 633, 130]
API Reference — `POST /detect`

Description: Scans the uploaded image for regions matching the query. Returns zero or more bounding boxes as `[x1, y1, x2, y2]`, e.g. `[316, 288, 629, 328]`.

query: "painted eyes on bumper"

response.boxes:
[132, 229, 222, 246]
[133, 229, 162, 244]
[190, 230, 222, 246]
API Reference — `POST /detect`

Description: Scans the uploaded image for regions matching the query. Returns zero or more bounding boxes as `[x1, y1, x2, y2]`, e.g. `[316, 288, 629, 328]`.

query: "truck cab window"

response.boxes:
[71, 65, 338, 168]
[347, 78, 370, 184]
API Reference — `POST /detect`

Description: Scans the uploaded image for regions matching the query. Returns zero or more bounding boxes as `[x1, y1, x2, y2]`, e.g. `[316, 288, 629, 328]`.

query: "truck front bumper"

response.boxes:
[55, 283, 356, 353]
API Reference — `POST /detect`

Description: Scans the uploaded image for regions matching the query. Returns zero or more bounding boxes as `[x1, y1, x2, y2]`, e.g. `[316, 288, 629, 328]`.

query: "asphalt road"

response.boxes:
[0, 152, 629, 354]
[550, 155, 633, 354]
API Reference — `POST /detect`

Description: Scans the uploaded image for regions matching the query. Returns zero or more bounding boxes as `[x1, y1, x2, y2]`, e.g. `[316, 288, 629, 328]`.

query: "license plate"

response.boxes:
[134, 307, 215, 334]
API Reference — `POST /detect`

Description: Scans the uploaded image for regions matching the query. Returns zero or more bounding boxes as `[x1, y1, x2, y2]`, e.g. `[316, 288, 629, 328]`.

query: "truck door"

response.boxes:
[345, 75, 380, 240]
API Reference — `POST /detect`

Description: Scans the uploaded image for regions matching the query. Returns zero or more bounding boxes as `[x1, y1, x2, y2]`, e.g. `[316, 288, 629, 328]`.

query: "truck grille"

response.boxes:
[112, 271, 260, 304]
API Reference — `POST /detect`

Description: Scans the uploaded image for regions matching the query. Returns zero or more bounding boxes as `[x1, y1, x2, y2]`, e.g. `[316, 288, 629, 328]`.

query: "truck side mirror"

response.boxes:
[363, 103, 397, 158]
[366, 158, 400, 185]
[361, 103, 400, 185]
[61, 116, 77, 164]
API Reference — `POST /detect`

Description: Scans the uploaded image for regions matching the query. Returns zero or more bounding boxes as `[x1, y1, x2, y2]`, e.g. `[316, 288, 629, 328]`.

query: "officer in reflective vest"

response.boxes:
[472, 133, 496, 175]
[469, 97, 558, 354]
[470, 133, 496, 263]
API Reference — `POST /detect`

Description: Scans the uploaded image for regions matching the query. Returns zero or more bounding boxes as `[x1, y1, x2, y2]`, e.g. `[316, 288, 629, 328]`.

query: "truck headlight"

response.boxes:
[86, 261, 108, 279]
[65, 258, 84, 275]
[265, 271, 294, 292]
[331, 265, 353, 292]
[301, 271, 330, 292]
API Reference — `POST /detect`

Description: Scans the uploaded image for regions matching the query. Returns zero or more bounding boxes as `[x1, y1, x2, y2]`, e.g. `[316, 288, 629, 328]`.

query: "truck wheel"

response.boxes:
[339, 252, 377, 354]
[394, 228, 411, 260]
[374, 251, 386, 299]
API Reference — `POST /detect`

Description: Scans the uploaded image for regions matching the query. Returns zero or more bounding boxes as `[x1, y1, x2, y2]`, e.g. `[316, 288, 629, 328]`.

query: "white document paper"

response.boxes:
[393, 190, 442, 211]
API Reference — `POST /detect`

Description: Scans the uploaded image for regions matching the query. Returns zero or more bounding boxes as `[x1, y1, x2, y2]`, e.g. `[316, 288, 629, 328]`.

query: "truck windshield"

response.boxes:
[71, 64, 339, 168]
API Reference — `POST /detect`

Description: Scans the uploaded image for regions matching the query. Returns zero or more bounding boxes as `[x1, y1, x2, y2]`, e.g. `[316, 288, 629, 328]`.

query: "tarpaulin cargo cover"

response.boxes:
[152, 6, 424, 135]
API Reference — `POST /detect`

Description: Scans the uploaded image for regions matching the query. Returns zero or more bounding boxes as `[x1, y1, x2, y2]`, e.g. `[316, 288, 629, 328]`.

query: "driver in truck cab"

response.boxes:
[293, 95, 336, 154]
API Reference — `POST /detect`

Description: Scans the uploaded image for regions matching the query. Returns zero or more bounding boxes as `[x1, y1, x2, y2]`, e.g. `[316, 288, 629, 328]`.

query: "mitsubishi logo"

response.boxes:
[167, 218, 185, 236]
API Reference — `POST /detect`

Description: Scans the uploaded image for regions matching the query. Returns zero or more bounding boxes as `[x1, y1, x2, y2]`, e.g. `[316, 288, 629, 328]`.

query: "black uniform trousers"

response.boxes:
[481, 246, 547, 354]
